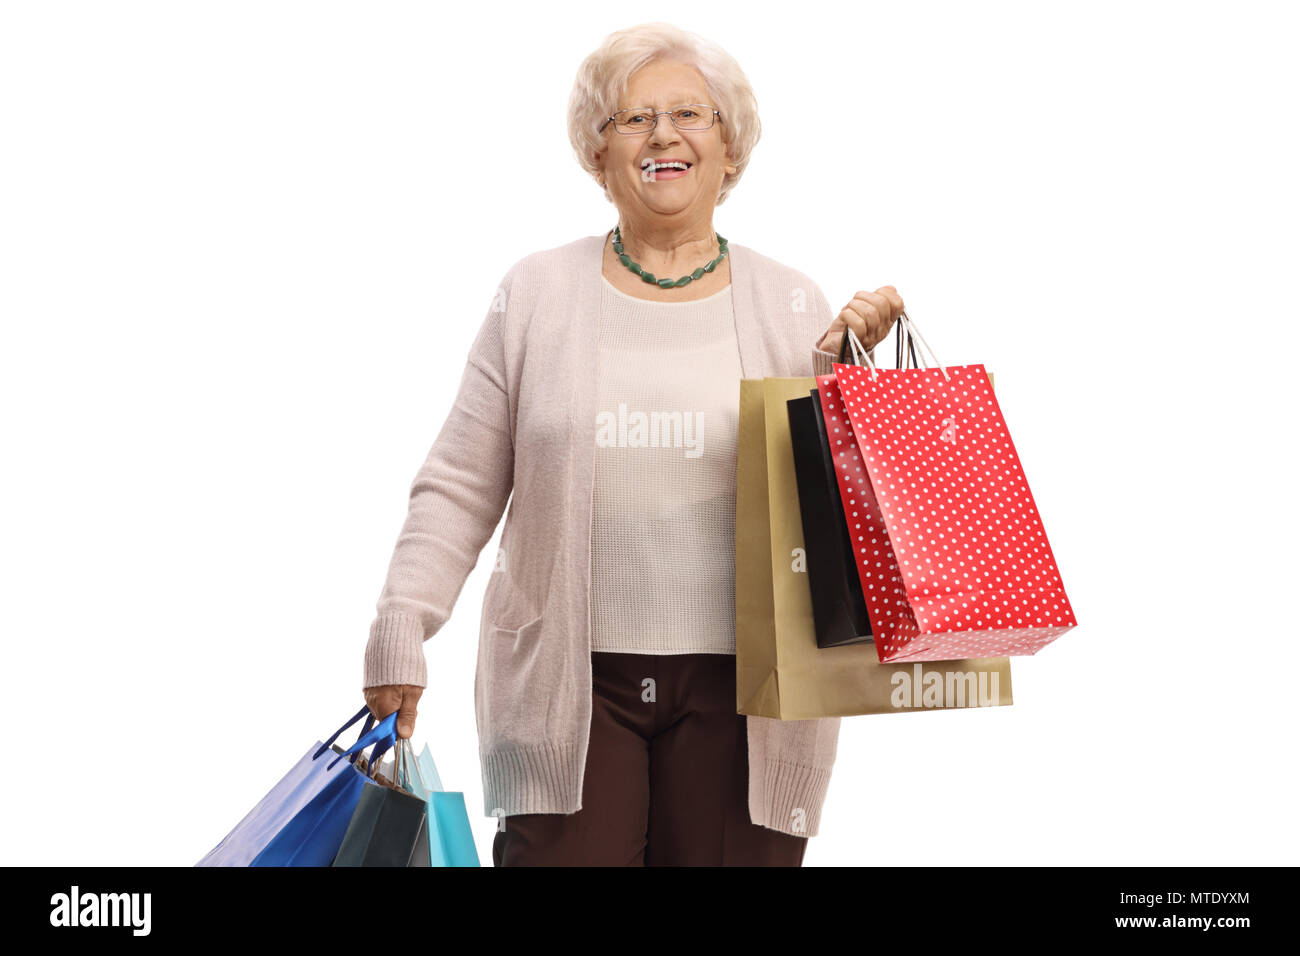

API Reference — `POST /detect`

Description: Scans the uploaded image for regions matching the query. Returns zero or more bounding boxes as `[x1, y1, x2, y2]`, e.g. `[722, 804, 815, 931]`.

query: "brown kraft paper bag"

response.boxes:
[735, 374, 1013, 719]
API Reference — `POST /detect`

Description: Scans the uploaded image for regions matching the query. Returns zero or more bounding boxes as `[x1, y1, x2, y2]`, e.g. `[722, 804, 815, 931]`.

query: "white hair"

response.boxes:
[567, 22, 761, 206]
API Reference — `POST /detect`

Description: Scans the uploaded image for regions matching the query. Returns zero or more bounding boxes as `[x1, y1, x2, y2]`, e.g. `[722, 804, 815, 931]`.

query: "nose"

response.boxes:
[648, 113, 680, 147]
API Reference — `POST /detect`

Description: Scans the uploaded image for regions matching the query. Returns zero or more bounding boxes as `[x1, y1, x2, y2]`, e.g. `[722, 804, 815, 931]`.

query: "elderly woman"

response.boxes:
[361, 22, 903, 867]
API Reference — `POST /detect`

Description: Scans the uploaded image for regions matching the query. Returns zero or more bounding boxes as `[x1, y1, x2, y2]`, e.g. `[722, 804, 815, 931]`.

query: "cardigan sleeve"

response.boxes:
[362, 271, 517, 690]
[808, 282, 874, 377]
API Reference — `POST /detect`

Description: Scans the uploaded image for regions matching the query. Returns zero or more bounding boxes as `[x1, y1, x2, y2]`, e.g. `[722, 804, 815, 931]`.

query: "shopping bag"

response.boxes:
[197, 705, 382, 867]
[396, 738, 480, 867]
[332, 750, 431, 867]
[735, 375, 1012, 719]
[410, 742, 443, 792]
[248, 710, 399, 867]
[821, 317, 1078, 663]
[786, 390, 872, 648]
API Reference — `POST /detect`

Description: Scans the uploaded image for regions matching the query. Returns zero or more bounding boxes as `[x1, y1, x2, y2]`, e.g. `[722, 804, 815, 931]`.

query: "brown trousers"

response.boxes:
[492, 651, 808, 867]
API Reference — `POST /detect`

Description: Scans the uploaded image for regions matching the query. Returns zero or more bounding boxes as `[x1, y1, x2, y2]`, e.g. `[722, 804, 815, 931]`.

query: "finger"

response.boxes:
[847, 292, 890, 338]
[859, 289, 902, 340]
[875, 286, 904, 319]
[850, 290, 890, 319]
[397, 685, 422, 739]
[836, 306, 871, 344]
[364, 686, 402, 723]
[846, 292, 884, 326]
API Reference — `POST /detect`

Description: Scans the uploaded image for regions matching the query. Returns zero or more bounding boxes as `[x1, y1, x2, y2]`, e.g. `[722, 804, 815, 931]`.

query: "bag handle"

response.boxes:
[837, 324, 874, 367]
[895, 309, 950, 381]
[841, 310, 951, 383]
[365, 731, 415, 792]
[838, 325, 880, 380]
[399, 737, 448, 795]
[896, 315, 921, 370]
[311, 704, 377, 765]
[324, 710, 398, 776]
[396, 736, 419, 793]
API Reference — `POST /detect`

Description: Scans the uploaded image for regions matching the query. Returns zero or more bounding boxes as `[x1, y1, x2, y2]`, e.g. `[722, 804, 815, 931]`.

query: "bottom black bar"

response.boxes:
[12, 866, 1287, 940]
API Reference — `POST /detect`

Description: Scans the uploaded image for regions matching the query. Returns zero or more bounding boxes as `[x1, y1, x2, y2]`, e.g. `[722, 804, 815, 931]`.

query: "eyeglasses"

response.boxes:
[600, 104, 722, 135]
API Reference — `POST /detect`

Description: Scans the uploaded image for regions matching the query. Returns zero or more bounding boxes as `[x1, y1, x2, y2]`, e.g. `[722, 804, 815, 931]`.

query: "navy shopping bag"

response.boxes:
[331, 781, 432, 867]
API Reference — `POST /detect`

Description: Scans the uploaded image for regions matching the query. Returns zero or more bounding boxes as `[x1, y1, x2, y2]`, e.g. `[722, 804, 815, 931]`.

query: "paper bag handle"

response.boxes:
[841, 309, 951, 383]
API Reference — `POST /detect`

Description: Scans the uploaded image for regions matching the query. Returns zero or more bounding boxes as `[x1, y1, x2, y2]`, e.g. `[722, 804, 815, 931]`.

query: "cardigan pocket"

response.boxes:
[484, 614, 555, 740]
[491, 613, 544, 653]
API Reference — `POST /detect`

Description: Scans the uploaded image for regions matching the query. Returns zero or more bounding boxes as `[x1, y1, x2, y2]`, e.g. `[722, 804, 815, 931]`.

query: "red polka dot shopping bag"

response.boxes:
[817, 315, 1078, 663]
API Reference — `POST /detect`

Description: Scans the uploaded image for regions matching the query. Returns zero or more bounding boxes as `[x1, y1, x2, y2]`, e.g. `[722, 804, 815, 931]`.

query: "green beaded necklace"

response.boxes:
[611, 224, 728, 289]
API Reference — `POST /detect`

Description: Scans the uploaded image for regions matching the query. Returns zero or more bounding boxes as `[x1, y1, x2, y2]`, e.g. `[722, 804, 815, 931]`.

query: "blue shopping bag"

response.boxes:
[396, 737, 480, 867]
[197, 704, 389, 867]
[249, 710, 398, 867]
[195, 702, 382, 868]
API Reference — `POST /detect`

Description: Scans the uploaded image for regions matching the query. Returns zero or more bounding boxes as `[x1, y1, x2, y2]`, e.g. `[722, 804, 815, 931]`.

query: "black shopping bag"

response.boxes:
[331, 774, 431, 867]
[786, 390, 873, 648]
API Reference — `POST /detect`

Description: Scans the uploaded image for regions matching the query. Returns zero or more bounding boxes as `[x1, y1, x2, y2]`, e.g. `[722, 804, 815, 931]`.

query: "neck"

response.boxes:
[614, 217, 720, 276]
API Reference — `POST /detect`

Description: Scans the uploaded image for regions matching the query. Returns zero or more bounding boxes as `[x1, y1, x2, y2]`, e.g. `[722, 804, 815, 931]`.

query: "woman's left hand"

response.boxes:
[817, 286, 905, 354]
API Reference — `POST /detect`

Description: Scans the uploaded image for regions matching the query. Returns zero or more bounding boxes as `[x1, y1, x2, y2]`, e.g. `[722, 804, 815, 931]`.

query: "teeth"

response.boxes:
[642, 160, 690, 171]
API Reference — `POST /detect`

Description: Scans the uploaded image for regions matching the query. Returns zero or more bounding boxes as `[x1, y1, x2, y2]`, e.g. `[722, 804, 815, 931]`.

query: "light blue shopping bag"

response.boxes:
[396, 737, 480, 867]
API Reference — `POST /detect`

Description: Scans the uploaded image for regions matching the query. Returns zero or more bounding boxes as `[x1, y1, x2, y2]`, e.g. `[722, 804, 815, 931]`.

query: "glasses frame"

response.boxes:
[600, 104, 722, 135]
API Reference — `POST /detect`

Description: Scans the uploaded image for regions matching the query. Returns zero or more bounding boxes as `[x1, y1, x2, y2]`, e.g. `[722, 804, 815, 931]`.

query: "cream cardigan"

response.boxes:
[363, 230, 847, 837]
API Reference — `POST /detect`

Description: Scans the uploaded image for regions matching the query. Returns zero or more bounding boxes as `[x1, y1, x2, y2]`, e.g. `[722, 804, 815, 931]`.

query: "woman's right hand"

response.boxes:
[363, 684, 423, 739]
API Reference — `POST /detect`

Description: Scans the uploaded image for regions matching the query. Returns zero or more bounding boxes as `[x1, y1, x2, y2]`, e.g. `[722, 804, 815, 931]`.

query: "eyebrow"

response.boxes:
[621, 102, 712, 111]
[622, 96, 708, 107]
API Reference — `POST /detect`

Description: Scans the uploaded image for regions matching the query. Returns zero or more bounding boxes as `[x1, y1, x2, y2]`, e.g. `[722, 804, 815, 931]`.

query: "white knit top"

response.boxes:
[590, 273, 743, 655]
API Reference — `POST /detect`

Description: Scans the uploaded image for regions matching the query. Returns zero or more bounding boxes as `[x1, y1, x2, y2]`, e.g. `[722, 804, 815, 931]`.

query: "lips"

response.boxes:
[640, 158, 694, 181]
[640, 157, 693, 171]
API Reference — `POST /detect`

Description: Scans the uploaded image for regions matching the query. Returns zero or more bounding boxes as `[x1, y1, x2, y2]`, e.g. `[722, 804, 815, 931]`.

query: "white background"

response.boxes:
[2, 1, 1296, 867]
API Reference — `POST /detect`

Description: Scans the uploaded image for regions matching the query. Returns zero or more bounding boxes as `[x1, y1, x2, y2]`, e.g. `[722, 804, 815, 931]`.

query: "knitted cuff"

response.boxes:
[363, 611, 428, 689]
[756, 759, 834, 838]
[812, 345, 837, 377]
[812, 342, 875, 378]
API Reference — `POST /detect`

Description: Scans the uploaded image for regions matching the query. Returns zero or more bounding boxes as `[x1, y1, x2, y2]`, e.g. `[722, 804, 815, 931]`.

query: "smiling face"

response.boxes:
[595, 60, 736, 222]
